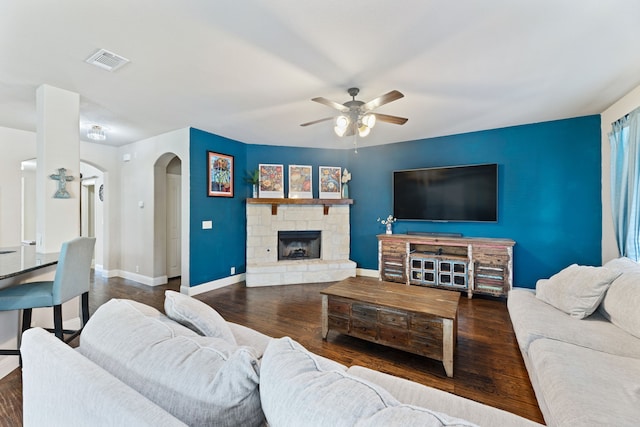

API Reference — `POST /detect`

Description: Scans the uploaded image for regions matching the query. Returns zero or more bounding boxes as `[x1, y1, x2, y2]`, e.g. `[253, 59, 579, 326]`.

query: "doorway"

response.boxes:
[166, 156, 182, 278]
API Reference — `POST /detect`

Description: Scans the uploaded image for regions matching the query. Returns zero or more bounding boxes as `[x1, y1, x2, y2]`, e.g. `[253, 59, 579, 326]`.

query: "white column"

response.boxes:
[35, 84, 80, 253]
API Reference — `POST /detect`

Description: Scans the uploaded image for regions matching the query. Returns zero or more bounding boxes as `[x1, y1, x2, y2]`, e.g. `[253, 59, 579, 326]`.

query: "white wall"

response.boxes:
[0, 127, 36, 246]
[0, 126, 120, 272]
[601, 83, 640, 263]
[117, 128, 190, 286]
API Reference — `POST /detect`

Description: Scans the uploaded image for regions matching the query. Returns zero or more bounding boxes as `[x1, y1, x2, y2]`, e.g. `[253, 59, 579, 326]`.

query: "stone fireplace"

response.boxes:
[246, 201, 356, 286]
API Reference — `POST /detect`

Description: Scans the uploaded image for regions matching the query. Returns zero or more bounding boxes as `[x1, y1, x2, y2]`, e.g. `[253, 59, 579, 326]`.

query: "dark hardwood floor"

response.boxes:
[0, 274, 544, 426]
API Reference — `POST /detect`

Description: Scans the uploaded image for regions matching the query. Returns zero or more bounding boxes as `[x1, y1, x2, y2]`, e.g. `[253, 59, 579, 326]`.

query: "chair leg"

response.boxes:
[22, 308, 32, 333]
[81, 292, 90, 326]
[53, 305, 63, 340]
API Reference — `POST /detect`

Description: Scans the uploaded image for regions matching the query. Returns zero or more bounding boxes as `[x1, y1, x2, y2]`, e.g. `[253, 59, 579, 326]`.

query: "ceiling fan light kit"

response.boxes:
[334, 115, 350, 137]
[301, 87, 407, 144]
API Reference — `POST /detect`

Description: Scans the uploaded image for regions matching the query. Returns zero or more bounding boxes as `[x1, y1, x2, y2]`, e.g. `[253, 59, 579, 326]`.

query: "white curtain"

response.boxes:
[609, 107, 640, 260]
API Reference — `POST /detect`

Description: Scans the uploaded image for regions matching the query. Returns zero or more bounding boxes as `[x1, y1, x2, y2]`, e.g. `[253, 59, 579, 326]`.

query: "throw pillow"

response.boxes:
[599, 272, 640, 339]
[259, 337, 477, 427]
[80, 299, 264, 427]
[164, 290, 237, 345]
[535, 264, 621, 319]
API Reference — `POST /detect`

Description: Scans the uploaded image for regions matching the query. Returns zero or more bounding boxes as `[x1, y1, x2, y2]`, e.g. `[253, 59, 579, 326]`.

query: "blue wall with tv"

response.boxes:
[189, 115, 602, 288]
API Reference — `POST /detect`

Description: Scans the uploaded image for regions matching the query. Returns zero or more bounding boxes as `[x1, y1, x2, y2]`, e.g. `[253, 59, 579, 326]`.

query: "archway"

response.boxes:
[153, 153, 182, 280]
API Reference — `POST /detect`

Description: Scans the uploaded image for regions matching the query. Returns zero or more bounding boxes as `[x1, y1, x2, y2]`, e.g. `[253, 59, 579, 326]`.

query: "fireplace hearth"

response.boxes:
[278, 230, 321, 261]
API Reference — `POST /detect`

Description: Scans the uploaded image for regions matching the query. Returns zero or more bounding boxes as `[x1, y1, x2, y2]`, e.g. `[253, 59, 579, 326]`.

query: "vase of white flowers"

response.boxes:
[377, 215, 397, 234]
[341, 168, 351, 199]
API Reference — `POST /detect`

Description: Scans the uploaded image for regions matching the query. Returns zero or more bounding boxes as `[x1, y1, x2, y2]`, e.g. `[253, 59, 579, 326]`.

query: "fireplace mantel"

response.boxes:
[246, 198, 353, 215]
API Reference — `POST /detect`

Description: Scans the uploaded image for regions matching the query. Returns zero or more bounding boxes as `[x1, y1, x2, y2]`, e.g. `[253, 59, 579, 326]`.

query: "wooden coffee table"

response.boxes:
[321, 276, 460, 377]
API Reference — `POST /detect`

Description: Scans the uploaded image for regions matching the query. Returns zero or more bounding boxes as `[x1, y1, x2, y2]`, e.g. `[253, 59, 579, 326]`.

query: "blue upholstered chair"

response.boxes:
[0, 237, 96, 356]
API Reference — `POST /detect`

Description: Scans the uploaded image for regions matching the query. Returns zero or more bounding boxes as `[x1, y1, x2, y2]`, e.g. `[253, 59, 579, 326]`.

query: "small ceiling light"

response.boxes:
[87, 125, 107, 141]
[334, 115, 350, 137]
[362, 114, 376, 129]
[358, 125, 371, 138]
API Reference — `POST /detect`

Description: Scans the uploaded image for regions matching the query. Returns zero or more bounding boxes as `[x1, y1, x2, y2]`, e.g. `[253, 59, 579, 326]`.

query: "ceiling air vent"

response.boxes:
[85, 49, 130, 72]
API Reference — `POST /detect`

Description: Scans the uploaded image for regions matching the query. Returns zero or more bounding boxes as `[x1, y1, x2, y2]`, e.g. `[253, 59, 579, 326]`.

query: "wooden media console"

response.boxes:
[378, 234, 515, 298]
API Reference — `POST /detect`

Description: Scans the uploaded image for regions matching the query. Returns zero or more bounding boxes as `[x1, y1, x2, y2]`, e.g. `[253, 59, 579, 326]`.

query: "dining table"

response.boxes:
[0, 245, 59, 289]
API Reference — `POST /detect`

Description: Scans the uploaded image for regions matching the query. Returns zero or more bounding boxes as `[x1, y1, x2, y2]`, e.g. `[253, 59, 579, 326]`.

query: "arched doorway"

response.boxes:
[153, 153, 182, 279]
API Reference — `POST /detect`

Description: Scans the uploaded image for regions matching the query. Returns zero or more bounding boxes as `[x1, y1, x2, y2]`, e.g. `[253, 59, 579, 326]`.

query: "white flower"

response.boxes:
[377, 215, 396, 225]
[341, 168, 352, 184]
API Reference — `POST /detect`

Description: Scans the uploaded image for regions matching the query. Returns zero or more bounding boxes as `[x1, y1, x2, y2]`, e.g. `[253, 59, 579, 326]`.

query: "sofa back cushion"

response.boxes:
[535, 264, 620, 319]
[599, 272, 640, 339]
[79, 299, 264, 427]
[260, 337, 477, 427]
[603, 257, 640, 273]
[164, 290, 237, 345]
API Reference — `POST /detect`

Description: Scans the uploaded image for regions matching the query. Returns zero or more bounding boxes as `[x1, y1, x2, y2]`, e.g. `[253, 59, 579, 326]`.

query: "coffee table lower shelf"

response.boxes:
[320, 277, 459, 377]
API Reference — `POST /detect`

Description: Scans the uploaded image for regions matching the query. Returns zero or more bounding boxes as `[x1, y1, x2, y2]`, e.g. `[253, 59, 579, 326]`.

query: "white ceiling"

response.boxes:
[1, 1, 640, 149]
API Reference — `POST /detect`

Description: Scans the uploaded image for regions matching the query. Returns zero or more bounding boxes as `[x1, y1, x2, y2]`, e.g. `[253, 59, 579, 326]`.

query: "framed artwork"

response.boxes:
[288, 165, 312, 199]
[207, 151, 234, 197]
[319, 166, 341, 199]
[259, 164, 284, 198]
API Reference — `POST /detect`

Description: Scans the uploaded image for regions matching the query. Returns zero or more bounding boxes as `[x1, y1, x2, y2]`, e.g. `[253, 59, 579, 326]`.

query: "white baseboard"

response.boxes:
[117, 270, 168, 286]
[357, 268, 379, 278]
[182, 273, 246, 296]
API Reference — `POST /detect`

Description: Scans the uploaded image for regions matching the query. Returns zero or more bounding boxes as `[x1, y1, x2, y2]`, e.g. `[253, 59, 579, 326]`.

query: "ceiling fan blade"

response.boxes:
[312, 97, 349, 112]
[362, 90, 404, 111]
[373, 113, 408, 125]
[300, 117, 334, 127]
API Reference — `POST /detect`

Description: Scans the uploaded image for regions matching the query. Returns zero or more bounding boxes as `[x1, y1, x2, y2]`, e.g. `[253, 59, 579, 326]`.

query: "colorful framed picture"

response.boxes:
[319, 166, 341, 199]
[259, 164, 284, 198]
[207, 151, 234, 197]
[288, 165, 312, 199]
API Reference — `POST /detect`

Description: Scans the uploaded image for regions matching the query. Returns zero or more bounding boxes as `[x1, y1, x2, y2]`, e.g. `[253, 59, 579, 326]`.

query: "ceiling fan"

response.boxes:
[300, 87, 408, 138]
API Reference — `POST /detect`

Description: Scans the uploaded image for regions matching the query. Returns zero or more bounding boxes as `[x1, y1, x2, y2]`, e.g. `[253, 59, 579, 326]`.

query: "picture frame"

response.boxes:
[319, 166, 341, 199]
[288, 165, 312, 199]
[207, 151, 234, 197]
[258, 164, 284, 198]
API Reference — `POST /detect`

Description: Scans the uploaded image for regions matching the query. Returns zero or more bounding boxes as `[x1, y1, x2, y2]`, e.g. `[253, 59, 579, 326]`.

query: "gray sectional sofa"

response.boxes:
[508, 257, 640, 427]
[21, 290, 543, 426]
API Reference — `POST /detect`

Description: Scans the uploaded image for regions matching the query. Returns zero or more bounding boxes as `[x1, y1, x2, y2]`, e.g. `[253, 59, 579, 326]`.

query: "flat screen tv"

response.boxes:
[393, 163, 498, 222]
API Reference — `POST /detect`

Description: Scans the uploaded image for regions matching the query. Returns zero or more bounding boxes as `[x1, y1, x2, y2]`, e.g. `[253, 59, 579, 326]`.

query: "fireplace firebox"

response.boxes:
[278, 230, 321, 261]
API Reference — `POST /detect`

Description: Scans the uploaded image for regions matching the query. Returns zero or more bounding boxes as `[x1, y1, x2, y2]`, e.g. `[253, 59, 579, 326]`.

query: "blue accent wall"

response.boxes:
[348, 116, 602, 287]
[189, 128, 248, 286]
[189, 115, 602, 288]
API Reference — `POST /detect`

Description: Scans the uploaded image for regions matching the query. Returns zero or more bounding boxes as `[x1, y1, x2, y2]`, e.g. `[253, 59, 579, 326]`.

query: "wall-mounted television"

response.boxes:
[393, 163, 498, 222]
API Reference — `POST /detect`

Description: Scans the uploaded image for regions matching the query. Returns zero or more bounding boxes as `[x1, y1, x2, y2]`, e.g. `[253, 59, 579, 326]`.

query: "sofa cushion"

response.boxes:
[227, 322, 272, 358]
[79, 299, 264, 427]
[347, 366, 543, 427]
[599, 272, 640, 339]
[527, 338, 640, 427]
[508, 288, 640, 358]
[604, 257, 640, 273]
[164, 290, 237, 345]
[535, 264, 620, 319]
[260, 337, 477, 427]
[21, 328, 187, 427]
